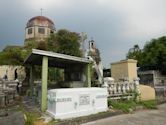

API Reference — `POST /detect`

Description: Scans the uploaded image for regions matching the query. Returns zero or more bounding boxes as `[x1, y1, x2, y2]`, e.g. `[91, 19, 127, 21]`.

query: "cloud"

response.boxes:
[101, 0, 166, 39]
[24, 0, 67, 9]
[0, 0, 166, 67]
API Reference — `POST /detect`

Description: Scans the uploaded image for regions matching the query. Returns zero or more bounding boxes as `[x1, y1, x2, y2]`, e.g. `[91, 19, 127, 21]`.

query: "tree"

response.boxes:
[37, 41, 48, 50]
[0, 29, 82, 84]
[47, 29, 82, 57]
[0, 47, 24, 65]
[0, 29, 82, 65]
[126, 44, 142, 66]
[126, 36, 166, 74]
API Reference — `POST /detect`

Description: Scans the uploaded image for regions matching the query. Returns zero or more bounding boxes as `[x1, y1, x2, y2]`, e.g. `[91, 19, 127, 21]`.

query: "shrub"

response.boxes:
[108, 100, 137, 113]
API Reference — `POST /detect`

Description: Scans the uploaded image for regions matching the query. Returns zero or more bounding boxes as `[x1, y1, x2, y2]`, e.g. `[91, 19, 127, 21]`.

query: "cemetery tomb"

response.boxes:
[47, 87, 108, 119]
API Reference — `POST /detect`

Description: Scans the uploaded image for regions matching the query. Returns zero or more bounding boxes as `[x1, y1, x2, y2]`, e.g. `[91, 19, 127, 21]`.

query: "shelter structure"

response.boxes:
[24, 49, 91, 111]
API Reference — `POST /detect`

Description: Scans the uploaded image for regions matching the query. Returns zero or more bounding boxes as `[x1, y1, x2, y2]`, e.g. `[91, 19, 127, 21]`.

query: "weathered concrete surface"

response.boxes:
[82, 103, 166, 125]
[0, 111, 25, 125]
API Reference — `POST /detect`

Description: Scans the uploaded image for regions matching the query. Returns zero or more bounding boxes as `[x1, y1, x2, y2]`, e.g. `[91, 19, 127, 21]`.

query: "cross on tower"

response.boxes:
[40, 8, 44, 16]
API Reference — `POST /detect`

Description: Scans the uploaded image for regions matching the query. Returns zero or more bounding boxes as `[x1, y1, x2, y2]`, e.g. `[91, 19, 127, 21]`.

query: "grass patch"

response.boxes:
[139, 100, 157, 109]
[47, 119, 59, 125]
[108, 99, 157, 113]
[25, 112, 38, 125]
[16, 104, 41, 125]
[109, 100, 137, 113]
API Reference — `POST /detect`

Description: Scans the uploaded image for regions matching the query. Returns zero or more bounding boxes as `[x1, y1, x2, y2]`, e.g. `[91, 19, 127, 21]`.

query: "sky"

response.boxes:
[0, 0, 166, 68]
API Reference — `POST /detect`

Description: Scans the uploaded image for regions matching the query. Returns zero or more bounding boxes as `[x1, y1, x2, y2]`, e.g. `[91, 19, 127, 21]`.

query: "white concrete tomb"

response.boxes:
[47, 87, 108, 119]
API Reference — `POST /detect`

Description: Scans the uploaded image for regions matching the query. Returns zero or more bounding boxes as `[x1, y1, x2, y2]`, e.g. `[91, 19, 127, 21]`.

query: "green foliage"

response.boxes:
[0, 29, 82, 66]
[25, 113, 35, 125]
[126, 44, 143, 66]
[0, 40, 39, 65]
[0, 47, 24, 65]
[47, 34, 58, 52]
[132, 91, 140, 102]
[47, 29, 82, 57]
[47, 120, 59, 125]
[48, 68, 64, 83]
[36, 41, 48, 50]
[108, 100, 137, 113]
[17, 104, 40, 125]
[126, 36, 166, 74]
[108, 99, 157, 113]
[138, 100, 157, 109]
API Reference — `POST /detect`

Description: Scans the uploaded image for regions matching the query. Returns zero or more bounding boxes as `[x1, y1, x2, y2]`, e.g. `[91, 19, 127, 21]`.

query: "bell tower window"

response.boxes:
[28, 28, 32, 34]
[38, 27, 45, 34]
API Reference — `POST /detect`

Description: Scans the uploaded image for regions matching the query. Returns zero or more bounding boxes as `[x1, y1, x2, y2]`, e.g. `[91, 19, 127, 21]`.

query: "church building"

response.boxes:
[25, 16, 56, 43]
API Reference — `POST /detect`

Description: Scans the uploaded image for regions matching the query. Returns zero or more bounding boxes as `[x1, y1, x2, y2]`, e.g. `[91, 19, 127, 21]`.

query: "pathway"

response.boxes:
[82, 103, 166, 125]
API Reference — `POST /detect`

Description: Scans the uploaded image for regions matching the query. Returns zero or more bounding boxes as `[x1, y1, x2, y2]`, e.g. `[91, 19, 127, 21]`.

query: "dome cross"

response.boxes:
[40, 8, 44, 16]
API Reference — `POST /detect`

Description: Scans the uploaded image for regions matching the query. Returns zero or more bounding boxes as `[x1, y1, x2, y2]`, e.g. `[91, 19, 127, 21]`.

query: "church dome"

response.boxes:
[26, 16, 55, 30]
[25, 16, 56, 42]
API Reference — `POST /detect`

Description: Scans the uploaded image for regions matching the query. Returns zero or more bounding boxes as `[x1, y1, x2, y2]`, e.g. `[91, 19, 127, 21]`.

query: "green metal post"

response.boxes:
[85, 63, 91, 87]
[41, 56, 48, 112]
[29, 66, 34, 97]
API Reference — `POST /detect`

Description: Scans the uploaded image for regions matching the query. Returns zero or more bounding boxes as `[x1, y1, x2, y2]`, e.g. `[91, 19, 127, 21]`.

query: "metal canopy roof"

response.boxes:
[24, 49, 90, 68]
